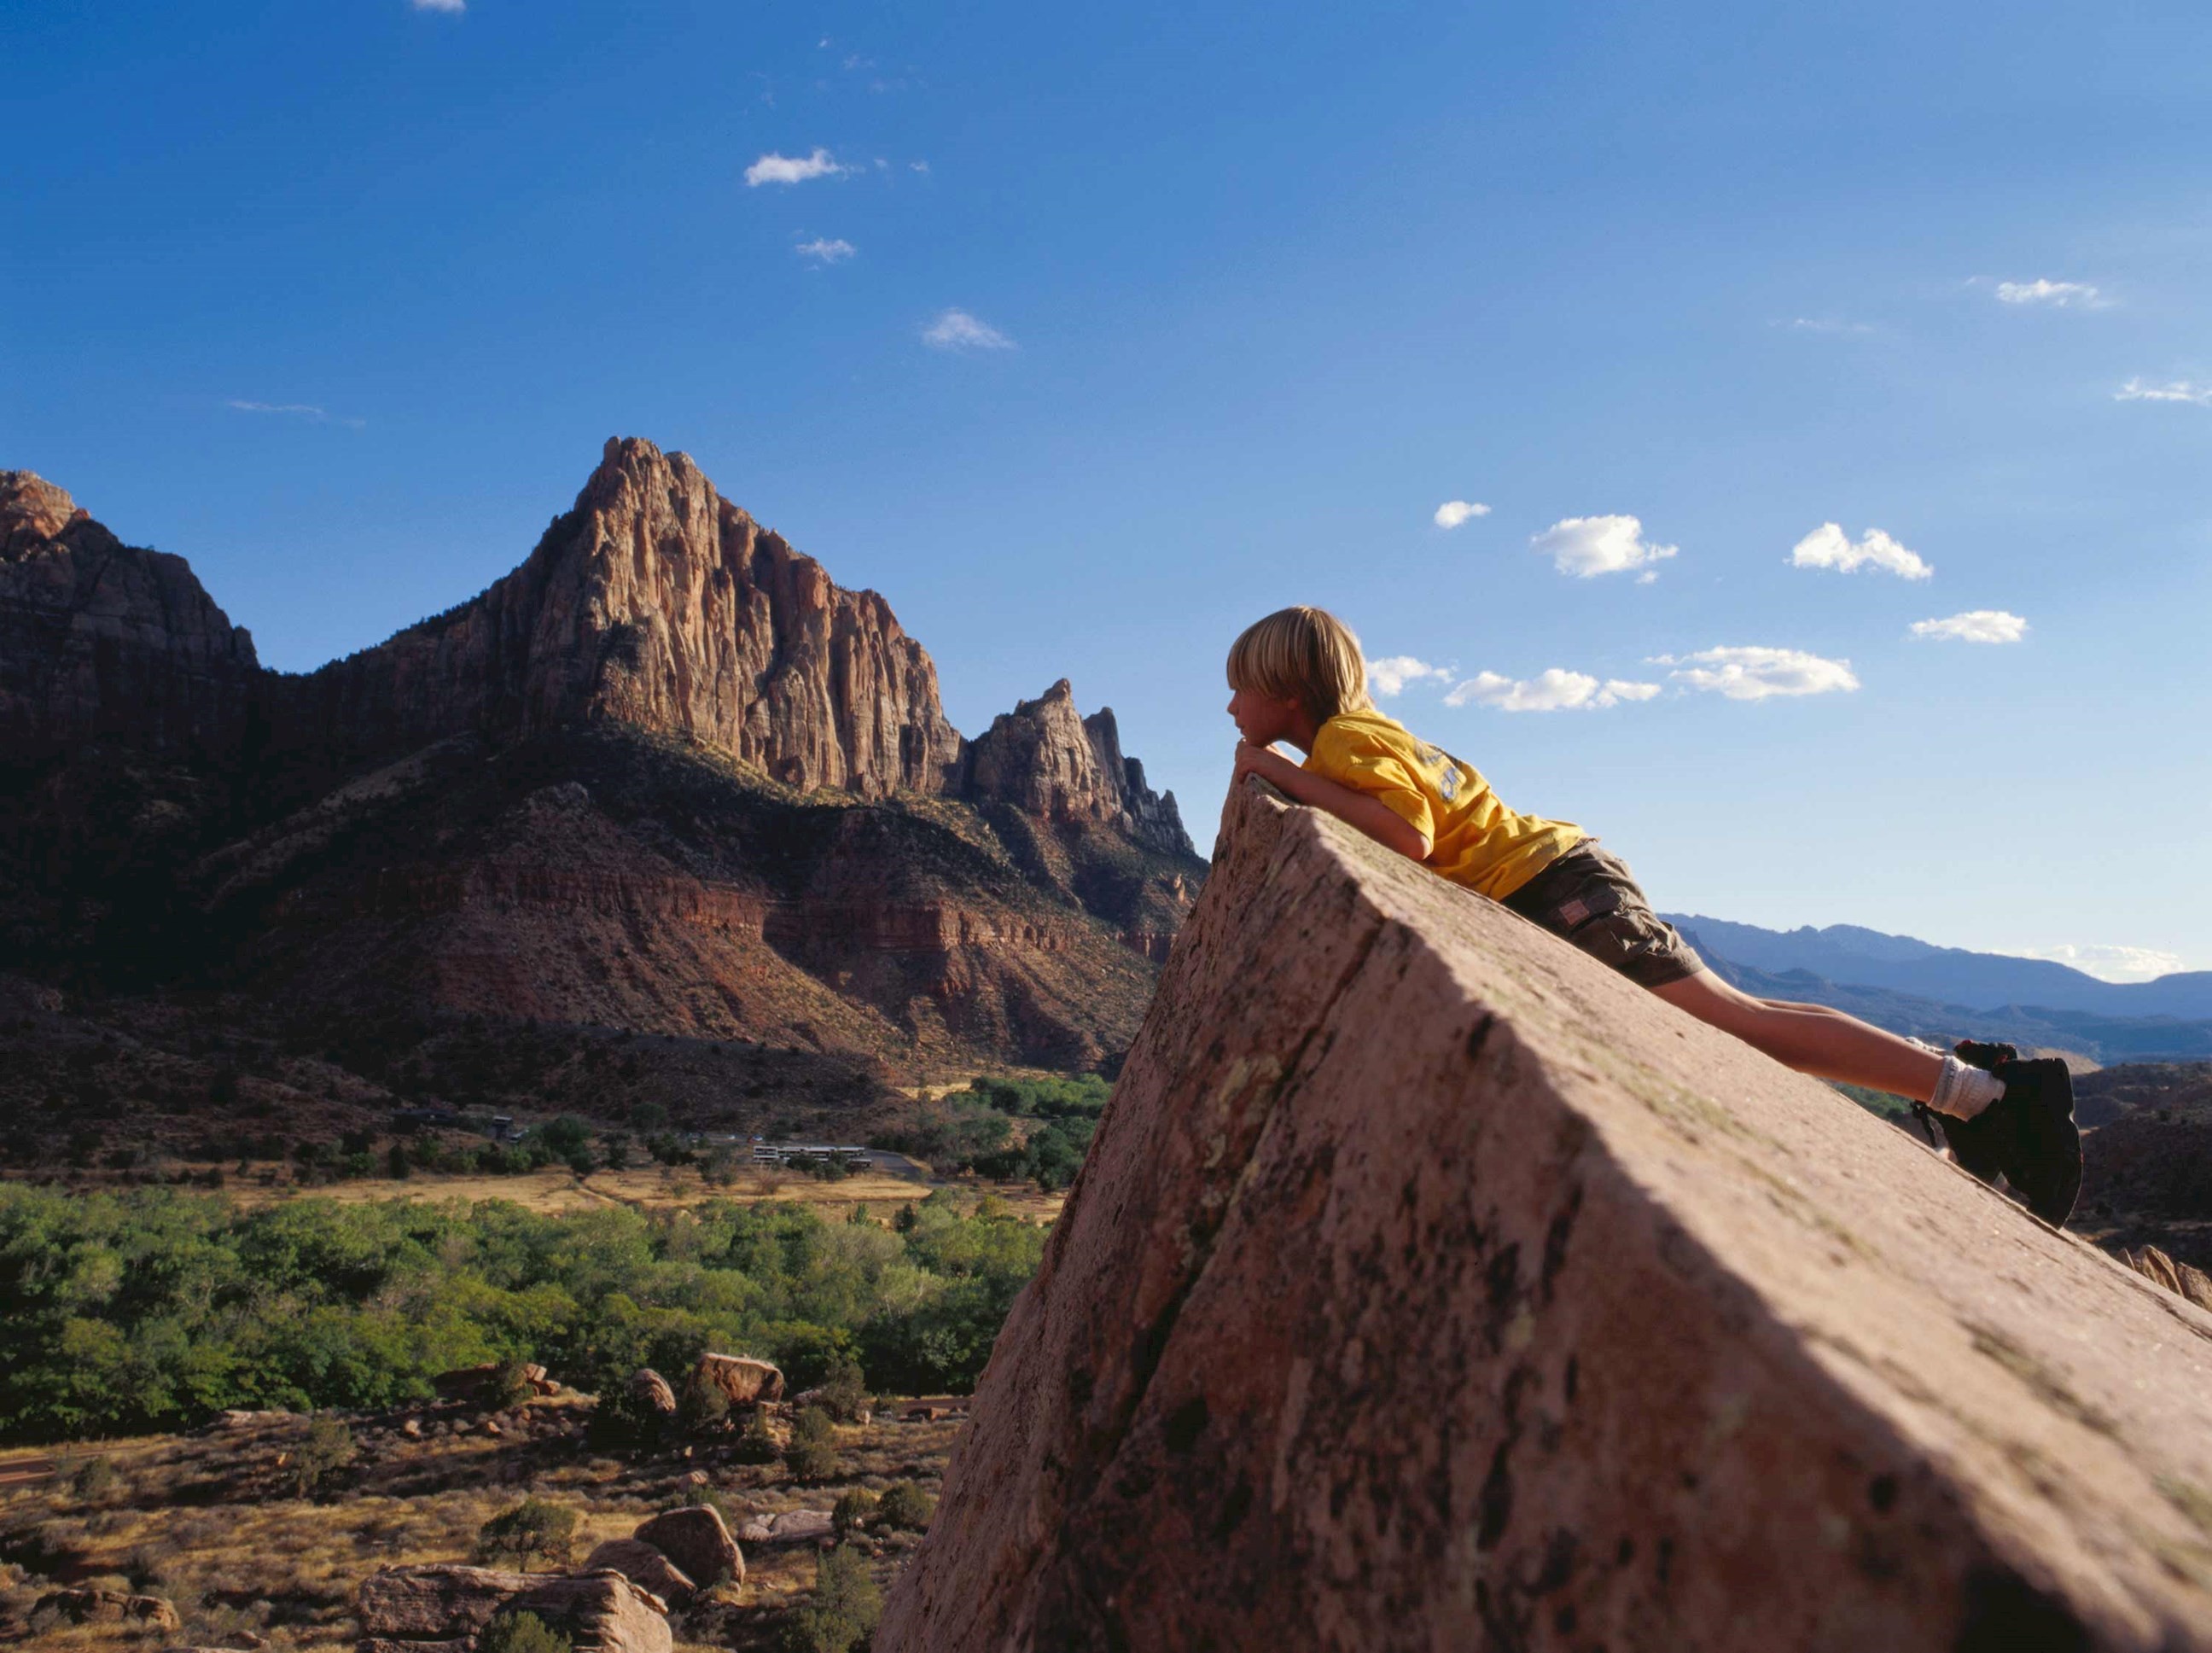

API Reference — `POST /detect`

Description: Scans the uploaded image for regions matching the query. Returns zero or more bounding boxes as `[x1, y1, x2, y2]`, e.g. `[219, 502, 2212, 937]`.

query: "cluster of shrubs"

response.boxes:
[872, 1074, 1110, 1191]
[0, 1184, 1043, 1441]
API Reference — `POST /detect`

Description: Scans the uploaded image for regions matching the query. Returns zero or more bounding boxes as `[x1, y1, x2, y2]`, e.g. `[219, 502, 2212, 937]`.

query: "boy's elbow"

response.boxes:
[1400, 824, 1433, 861]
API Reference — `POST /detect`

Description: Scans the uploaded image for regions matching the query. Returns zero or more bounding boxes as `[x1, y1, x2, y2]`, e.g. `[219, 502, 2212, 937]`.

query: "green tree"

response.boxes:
[874, 1480, 935, 1532]
[475, 1498, 579, 1571]
[831, 1488, 878, 1541]
[292, 1413, 357, 1498]
[479, 1610, 573, 1653]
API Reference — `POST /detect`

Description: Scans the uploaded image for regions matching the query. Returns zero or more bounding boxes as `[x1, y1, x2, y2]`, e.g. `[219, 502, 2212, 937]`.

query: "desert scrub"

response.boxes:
[830, 1489, 877, 1541]
[480, 1609, 573, 1653]
[777, 1545, 882, 1653]
[872, 1480, 934, 1532]
[783, 1408, 839, 1481]
[475, 1498, 579, 1571]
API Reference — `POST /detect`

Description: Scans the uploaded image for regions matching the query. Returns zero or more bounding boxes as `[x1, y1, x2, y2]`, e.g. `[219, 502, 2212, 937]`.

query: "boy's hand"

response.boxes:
[1233, 740, 1293, 784]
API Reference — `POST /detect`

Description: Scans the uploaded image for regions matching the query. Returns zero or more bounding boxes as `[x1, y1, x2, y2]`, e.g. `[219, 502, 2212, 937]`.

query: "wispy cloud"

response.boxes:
[1530, 515, 1677, 579]
[2116, 377, 2212, 406]
[1654, 646, 1859, 701]
[1789, 522, 1932, 580]
[2005, 942, 2192, 983]
[1433, 500, 1490, 530]
[1910, 609, 2028, 643]
[1444, 670, 1662, 713]
[1367, 656, 1452, 697]
[410, 0, 465, 11]
[923, 309, 1014, 351]
[1995, 278, 2107, 308]
[910, 160, 930, 174]
[795, 238, 856, 265]
[225, 399, 364, 429]
[745, 148, 846, 187]
[1783, 317, 1875, 336]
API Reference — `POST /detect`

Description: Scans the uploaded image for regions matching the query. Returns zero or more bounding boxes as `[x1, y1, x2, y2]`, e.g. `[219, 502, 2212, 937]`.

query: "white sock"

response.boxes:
[1929, 1053, 2005, 1120]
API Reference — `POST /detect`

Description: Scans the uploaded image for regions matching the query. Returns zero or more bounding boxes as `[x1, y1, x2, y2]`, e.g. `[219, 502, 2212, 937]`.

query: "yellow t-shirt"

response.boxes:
[1302, 710, 1582, 900]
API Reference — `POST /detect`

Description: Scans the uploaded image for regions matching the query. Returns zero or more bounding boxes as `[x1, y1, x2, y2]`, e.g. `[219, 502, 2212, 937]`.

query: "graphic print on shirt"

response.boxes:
[1417, 742, 1462, 804]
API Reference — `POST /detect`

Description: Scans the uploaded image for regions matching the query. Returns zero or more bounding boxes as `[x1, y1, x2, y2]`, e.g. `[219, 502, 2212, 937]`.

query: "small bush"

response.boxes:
[475, 1498, 579, 1572]
[292, 1414, 356, 1498]
[679, 1376, 731, 1435]
[480, 1610, 573, 1653]
[488, 1359, 536, 1411]
[783, 1406, 840, 1481]
[64, 1454, 125, 1506]
[777, 1546, 882, 1653]
[874, 1480, 934, 1532]
[830, 1488, 877, 1541]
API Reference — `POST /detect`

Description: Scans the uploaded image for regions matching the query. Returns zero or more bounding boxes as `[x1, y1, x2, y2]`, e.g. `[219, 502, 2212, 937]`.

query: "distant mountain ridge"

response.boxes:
[1663, 913, 2212, 1021]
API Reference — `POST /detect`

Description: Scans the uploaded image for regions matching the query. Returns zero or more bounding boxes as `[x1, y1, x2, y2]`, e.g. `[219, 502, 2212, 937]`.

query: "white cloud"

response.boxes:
[1530, 515, 1678, 579]
[923, 309, 1014, 351]
[1433, 500, 1490, 530]
[2116, 377, 2212, 405]
[1789, 522, 1932, 580]
[410, 0, 464, 11]
[1995, 278, 2106, 308]
[795, 238, 856, 265]
[1910, 609, 2028, 644]
[1656, 646, 1860, 701]
[1444, 670, 1662, 713]
[2005, 943, 2192, 984]
[225, 399, 364, 429]
[745, 148, 845, 187]
[1784, 317, 1875, 335]
[910, 160, 930, 174]
[1366, 656, 1452, 697]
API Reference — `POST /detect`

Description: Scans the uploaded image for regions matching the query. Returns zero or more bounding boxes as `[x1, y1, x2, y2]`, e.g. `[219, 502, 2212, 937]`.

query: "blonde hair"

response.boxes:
[1226, 607, 1374, 724]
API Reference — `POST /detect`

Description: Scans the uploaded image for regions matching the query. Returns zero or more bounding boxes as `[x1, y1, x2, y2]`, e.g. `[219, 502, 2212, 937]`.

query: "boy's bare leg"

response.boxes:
[1648, 970, 1943, 1101]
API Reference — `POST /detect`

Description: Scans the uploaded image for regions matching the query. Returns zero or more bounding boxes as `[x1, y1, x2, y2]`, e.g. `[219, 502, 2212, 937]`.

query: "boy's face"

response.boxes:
[1226, 684, 1304, 748]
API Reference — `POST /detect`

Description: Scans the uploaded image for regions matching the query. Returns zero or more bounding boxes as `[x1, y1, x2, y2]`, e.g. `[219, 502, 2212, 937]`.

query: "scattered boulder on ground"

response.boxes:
[628, 1368, 678, 1416]
[632, 1505, 744, 1586]
[582, 1537, 698, 1605]
[356, 1563, 531, 1640]
[736, 1509, 835, 1547]
[690, 1352, 783, 1407]
[510, 1570, 672, 1653]
[879, 779, 2212, 1652]
[32, 1587, 179, 1629]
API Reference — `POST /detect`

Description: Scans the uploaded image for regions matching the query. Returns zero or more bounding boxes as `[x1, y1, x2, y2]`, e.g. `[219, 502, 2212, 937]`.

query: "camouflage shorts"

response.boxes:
[1501, 839, 1707, 988]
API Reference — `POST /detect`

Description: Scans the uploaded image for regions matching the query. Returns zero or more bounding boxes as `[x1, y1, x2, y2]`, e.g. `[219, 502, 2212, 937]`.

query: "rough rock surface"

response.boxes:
[582, 1538, 697, 1604]
[355, 1564, 531, 1639]
[0, 469, 259, 760]
[736, 1508, 835, 1546]
[509, 1571, 672, 1653]
[690, 1352, 784, 1407]
[632, 1505, 744, 1586]
[881, 781, 2212, 1652]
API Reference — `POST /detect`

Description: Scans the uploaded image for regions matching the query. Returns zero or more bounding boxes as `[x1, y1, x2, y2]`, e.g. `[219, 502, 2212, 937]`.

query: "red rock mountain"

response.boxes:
[0, 442, 1203, 1138]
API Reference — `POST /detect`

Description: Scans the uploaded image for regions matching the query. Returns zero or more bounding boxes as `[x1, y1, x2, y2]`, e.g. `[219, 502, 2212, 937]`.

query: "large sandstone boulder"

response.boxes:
[632, 1505, 744, 1586]
[509, 1571, 672, 1653]
[582, 1537, 697, 1604]
[356, 1563, 529, 1639]
[690, 1352, 783, 1406]
[880, 781, 2212, 1651]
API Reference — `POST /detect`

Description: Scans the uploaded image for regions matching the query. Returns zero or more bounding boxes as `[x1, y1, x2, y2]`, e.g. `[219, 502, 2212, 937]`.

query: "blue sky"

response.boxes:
[8, 0, 2211, 978]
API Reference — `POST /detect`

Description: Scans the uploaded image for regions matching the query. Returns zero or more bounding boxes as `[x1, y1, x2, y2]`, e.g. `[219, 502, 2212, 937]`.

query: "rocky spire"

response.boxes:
[962, 680, 1191, 856]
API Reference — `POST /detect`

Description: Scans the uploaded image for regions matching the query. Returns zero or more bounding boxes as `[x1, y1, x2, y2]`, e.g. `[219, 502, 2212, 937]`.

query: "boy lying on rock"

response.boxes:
[1225, 604, 2082, 1227]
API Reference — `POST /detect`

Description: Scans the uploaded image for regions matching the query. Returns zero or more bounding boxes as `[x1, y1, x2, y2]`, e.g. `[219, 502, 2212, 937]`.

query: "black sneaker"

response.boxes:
[1982, 1056, 2082, 1228]
[1926, 1040, 2016, 1184]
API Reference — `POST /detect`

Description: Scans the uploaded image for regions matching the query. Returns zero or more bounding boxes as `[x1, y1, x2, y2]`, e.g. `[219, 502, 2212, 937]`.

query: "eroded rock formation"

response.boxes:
[962, 680, 1190, 855]
[0, 470, 259, 760]
[880, 781, 2212, 1652]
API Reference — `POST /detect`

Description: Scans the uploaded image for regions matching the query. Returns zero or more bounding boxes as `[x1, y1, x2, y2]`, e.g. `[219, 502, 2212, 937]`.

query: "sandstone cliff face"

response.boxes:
[881, 781, 2212, 1651]
[277, 439, 962, 796]
[962, 680, 1188, 855]
[0, 470, 259, 760]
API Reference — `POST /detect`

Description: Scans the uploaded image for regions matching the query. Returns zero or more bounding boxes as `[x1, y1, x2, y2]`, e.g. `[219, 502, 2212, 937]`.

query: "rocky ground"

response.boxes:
[0, 1394, 963, 1650]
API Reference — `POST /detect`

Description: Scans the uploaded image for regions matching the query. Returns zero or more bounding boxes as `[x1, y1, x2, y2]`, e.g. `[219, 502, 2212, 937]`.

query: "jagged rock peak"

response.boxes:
[285, 436, 963, 796]
[1, 470, 90, 556]
[963, 679, 1192, 856]
[0, 469, 259, 758]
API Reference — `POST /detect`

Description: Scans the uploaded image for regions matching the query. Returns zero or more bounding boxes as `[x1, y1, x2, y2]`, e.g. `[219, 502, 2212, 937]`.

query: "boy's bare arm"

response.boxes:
[1233, 741, 1433, 862]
